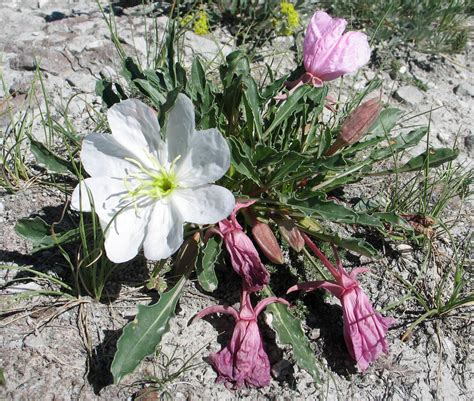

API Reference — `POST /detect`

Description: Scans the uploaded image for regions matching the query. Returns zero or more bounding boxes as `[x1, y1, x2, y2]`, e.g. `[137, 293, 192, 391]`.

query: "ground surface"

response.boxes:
[0, 1, 473, 400]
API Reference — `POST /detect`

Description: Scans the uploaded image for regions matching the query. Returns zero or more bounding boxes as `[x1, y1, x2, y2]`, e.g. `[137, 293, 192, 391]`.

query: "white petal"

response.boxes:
[165, 94, 195, 162]
[172, 185, 235, 225]
[143, 202, 184, 260]
[175, 129, 231, 187]
[81, 133, 138, 178]
[103, 205, 151, 263]
[71, 177, 127, 216]
[108, 99, 166, 162]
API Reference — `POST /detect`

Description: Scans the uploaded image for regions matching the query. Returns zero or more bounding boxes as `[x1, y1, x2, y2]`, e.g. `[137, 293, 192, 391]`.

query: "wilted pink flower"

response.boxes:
[214, 200, 270, 292]
[288, 234, 394, 371]
[277, 11, 371, 99]
[193, 290, 289, 388]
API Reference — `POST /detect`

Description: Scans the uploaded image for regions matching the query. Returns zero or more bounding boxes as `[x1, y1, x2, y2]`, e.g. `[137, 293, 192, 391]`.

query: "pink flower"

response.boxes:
[303, 11, 371, 85]
[193, 290, 289, 388]
[288, 234, 394, 371]
[213, 200, 270, 292]
[275, 11, 370, 100]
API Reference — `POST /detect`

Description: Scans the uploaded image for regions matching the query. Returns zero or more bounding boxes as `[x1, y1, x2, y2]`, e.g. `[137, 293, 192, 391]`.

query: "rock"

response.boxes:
[271, 359, 292, 380]
[9, 76, 34, 95]
[0, 201, 4, 214]
[64, 72, 96, 93]
[453, 82, 474, 97]
[393, 86, 424, 105]
[464, 134, 474, 154]
[184, 31, 232, 62]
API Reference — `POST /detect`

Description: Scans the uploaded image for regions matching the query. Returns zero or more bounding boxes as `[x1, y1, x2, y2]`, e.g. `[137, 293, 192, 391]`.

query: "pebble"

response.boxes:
[453, 82, 474, 97]
[393, 85, 424, 105]
[271, 359, 292, 380]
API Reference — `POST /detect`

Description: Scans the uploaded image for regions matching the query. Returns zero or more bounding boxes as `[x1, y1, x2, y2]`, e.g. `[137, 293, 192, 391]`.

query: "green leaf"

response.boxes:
[30, 139, 73, 174]
[95, 79, 122, 108]
[264, 85, 312, 136]
[267, 151, 306, 186]
[288, 198, 383, 228]
[368, 108, 404, 137]
[111, 276, 187, 384]
[377, 148, 459, 174]
[196, 237, 221, 292]
[242, 76, 263, 140]
[370, 127, 427, 161]
[308, 232, 378, 257]
[134, 79, 166, 107]
[262, 287, 321, 384]
[15, 217, 81, 253]
[228, 136, 260, 184]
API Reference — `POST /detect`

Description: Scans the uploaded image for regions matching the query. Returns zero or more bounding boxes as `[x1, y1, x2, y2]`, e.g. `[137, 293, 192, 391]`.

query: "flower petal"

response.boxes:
[81, 133, 139, 178]
[103, 204, 151, 263]
[175, 128, 231, 187]
[172, 185, 235, 225]
[107, 99, 165, 162]
[317, 32, 371, 81]
[71, 177, 127, 217]
[304, 11, 347, 76]
[165, 94, 195, 162]
[71, 177, 148, 263]
[143, 202, 184, 260]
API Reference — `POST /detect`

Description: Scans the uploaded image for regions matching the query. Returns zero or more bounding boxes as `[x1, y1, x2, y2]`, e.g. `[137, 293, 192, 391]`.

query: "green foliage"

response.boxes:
[196, 237, 221, 292]
[323, 0, 470, 55]
[263, 287, 321, 383]
[111, 276, 187, 384]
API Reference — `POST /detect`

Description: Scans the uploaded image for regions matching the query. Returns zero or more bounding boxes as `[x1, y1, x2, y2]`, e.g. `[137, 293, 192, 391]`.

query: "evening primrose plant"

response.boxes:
[12, 7, 463, 391]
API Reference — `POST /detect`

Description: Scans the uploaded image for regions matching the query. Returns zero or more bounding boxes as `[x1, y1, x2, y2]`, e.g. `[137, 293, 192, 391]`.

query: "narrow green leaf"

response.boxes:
[370, 127, 428, 161]
[134, 79, 166, 107]
[375, 148, 459, 175]
[264, 85, 312, 136]
[288, 198, 383, 228]
[30, 139, 73, 174]
[309, 232, 378, 257]
[242, 76, 263, 140]
[262, 287, 321, 384]
[196, 237, 221, 292]
[228, 136, 260, 183]
[111, 276, 187, 384]
[368, 108, 404, 137]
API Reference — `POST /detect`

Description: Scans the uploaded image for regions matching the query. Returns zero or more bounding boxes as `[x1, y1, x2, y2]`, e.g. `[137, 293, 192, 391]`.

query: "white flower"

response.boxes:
[71, 94, 235, 263]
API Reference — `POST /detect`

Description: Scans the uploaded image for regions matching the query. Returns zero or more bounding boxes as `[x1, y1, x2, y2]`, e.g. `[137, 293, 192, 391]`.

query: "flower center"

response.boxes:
[124, 153, 179, 202]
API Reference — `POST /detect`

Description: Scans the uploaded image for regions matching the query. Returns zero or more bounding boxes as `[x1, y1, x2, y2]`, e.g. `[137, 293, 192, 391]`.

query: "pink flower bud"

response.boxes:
[251, 222, 285, 264]
[288, 235, 394, 371]
[325, 98, 382, 156]
[193, 290, 289, 388]
[273, 215, 304, 252]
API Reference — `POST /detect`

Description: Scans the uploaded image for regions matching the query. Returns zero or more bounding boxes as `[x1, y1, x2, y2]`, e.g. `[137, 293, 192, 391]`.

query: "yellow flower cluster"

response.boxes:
[279, 1, 299, 36]
[194, 10, 210, 35]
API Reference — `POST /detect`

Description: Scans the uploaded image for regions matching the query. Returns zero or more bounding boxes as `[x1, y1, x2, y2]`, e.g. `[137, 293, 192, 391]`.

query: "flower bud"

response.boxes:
[325, 98, 382, 156]
[273, 215, 304, 252]
[251, 222, 284, 265]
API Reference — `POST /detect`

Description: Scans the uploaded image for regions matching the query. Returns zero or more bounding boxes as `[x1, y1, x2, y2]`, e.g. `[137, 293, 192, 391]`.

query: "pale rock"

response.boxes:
[85, 39, 107, 51]
[68, 35, 97, 54]
[65, 72, 96, 93]
[0, 201, 4, 214]
[393, 86, 424, 105]
[72, 19, 96, 34]
[184, 31, 232, 62]
[453, 82, 474, 97]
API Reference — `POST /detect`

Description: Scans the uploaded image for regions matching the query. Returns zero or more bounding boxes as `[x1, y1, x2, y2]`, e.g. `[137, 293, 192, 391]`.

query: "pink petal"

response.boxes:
[341, 287, 393, 371]
[304, 11, 347, 76]
[193, 305, 239, 322]
[316, 32, 371, 81]
[254, 296, 290, 317]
